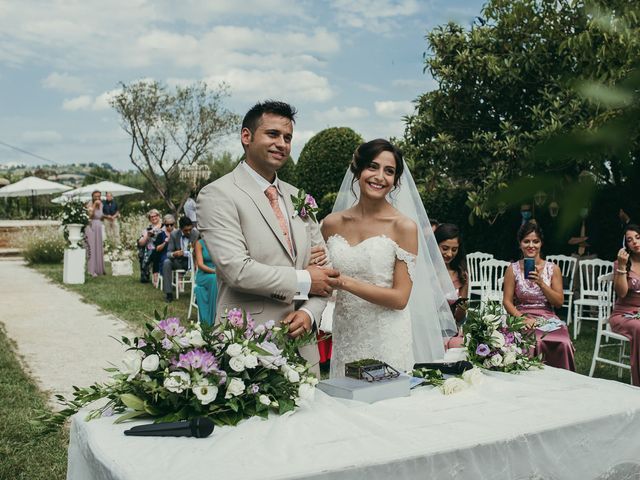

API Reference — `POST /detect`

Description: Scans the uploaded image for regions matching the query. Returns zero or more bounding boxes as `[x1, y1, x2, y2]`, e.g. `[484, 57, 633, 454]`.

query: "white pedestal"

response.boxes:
[111, 259, 133, 276]
[64, 248, 86, 284]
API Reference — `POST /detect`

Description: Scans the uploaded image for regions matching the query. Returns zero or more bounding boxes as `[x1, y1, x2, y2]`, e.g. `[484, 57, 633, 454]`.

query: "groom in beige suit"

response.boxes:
[197, 101, 339, 373]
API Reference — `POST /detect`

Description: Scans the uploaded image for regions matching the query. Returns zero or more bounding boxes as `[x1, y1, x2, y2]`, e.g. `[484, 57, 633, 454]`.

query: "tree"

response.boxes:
[401, 0, 640, 227]
[111, 80, 240, 215]
[296, 127, 363, 218]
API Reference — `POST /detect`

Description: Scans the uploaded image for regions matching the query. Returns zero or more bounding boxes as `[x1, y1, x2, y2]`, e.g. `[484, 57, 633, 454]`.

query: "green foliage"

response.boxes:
[111, 80, 240, 216]
[296, 127, 363, 218]
[401, 0, 640, 230]
[277, 156, 297, 185]
[23, 228, 65, 264]
[204, 151, 241, 183]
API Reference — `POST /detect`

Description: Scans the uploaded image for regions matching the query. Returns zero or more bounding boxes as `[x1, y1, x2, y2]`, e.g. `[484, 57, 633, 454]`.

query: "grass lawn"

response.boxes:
[0, 324, 68, 480]
[32, 261, 194, 330]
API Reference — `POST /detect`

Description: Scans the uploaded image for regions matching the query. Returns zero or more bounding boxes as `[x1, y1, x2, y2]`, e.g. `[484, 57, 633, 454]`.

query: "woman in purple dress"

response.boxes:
[609, 224, 640, 386]
[85, 190, 105, 277]
[503, 221, 575, 371]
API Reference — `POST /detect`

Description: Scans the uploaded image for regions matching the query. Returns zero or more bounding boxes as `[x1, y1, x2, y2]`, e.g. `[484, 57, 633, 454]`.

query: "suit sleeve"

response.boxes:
[197, 182, 298, 303]
[298, 219, 329, 322]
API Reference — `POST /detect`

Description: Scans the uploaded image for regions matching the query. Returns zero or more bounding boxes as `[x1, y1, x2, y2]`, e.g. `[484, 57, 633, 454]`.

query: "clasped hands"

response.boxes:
[305, 245, 348, 297]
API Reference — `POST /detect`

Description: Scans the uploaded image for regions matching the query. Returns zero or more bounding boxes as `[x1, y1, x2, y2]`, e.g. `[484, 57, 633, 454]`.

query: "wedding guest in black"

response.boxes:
[162, 217, 199, 302]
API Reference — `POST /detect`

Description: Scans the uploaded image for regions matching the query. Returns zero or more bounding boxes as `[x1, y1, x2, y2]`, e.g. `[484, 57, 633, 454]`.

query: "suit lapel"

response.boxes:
[283, 185, 306, 263]
[233, 164, 294, 261]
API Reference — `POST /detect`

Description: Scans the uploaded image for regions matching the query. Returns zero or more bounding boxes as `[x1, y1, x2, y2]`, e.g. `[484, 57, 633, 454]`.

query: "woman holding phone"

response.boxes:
[609, 224, 640, 385]
[503, 221, 575, 370]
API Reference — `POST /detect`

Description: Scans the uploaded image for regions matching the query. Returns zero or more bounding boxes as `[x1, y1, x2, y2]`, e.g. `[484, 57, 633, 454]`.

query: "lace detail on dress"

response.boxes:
[395, 246, 416, 283]
[326, 234, 414, 378]
[513, 261, 554, 309]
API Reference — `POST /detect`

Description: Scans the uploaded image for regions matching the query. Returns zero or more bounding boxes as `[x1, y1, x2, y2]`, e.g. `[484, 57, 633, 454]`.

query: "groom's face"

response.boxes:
[242, 113, 293, 180]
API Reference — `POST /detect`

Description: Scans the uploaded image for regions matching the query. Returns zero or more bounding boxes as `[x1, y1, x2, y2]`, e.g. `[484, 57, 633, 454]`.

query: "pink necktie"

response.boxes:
[265, 186, 293, 255]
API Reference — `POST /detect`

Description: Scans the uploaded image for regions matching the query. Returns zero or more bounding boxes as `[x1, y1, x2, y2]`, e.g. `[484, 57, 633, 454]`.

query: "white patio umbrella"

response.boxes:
[52, 180, 143, 203]
[0, 176, 72, 197]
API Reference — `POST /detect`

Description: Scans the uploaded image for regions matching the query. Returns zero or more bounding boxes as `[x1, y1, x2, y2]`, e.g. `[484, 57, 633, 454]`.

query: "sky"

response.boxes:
[0, 0, 485, 171]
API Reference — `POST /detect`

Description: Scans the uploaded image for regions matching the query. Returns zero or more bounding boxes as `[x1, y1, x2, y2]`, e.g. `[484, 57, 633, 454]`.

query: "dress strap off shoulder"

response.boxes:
[395, 246, 416, 282]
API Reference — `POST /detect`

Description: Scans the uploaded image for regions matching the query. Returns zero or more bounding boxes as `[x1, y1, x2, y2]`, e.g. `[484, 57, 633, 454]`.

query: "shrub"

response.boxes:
[296, 127, 363, 218]
[23, 228, 65, 264]
[277, 156, 297, 185]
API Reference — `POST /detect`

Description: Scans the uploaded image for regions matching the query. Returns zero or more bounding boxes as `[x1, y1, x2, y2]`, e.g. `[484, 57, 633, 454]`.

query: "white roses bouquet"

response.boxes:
[37, 308, 317, 430]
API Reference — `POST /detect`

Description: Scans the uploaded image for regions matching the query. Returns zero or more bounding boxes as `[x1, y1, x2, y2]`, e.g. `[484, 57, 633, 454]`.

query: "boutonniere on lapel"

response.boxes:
[291, 189, 319, 222]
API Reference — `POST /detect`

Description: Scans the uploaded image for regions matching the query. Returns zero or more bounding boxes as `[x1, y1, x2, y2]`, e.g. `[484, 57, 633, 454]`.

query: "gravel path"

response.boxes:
[0, 259, 133, 406]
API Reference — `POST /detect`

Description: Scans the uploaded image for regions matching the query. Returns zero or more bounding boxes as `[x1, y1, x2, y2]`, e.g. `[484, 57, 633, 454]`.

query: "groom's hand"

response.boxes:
[306, 265, 340, 297]
[281, 310, 312, 338]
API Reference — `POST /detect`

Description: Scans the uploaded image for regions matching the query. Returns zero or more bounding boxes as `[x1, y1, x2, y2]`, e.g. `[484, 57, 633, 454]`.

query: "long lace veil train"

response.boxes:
[331, 161, 458, 363]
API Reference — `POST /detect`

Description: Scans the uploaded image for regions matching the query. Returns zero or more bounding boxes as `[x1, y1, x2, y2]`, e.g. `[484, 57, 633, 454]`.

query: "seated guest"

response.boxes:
[194, 237, 217, 326]
[503, 221, 576, 371]
[162, 216, 199, 302]
[434, 224, 468, 349]
[137, 209, 163, 284]
[153, 214, 176, 283]
[609, 224, 640, 386]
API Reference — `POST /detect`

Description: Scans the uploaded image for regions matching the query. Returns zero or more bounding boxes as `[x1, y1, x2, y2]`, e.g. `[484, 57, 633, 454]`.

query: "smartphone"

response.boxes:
[524, 257, 535, 279]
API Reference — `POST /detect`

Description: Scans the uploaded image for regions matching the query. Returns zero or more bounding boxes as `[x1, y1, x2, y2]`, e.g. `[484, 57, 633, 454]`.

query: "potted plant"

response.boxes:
[59, 199, 89, 248]
[105, 243, 134, 276]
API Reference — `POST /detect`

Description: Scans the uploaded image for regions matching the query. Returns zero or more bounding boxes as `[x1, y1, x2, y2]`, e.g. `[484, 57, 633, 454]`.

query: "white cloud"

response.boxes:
[206, 69, 333, 103]
[42, 72, 88, 93]
[62, 88, 121, 111]
[20, 130, 63, 144]
[374, 100, 414, 118]
[313, 106, 369, 125]
[331, 0, 420, 31]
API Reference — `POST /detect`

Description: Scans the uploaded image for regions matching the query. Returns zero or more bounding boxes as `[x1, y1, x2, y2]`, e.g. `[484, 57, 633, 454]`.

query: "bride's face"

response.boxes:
[358, 151, 397, 199]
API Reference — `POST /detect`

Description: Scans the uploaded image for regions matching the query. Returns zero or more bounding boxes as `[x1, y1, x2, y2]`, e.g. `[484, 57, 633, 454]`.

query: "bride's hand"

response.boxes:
[310, 245, 328, 266]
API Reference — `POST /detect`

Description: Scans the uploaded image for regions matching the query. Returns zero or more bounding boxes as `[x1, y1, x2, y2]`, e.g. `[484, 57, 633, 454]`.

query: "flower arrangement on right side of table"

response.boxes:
[463, 305, 543, 373]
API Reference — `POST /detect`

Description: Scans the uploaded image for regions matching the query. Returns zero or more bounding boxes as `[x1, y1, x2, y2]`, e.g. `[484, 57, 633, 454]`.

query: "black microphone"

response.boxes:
[412, 361, 474, 375]
[124, 417, 215, 438]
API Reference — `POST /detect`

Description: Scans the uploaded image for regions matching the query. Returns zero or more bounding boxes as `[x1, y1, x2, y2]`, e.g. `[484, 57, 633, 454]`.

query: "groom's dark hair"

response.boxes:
[242, 100, 297, 134]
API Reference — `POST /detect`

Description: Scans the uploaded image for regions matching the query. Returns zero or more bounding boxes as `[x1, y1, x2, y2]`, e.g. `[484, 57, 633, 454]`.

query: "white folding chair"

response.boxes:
[479, 258, 510, 307]
[547, 254, 577, 324]
[467, 252, 494, 301]
[572, 259, 614, 339]
[187, 264, 200, 321]
[172, 247, 195, 300]
[588, 273, 631, 382]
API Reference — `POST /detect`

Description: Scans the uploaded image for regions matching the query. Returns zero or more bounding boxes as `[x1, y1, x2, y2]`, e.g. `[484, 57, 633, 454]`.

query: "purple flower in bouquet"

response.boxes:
[476, 343, 491, 357]
[137, 339, 147, 348]
[157, 317, 186, 337]
[305, 194, 317, 209]
[291, 190, 318, 222]
[227, 308, 244, 328]
[503, 332, 515, 345]
[249, 383, 260, 394]
[161, 337, 173, 350]
[177, 349, 219, 373]
[265, 320, 276, 330]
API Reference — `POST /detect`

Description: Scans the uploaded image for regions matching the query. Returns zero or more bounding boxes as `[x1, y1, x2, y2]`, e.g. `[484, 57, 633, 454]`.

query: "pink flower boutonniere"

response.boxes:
[291, 189, 319, 222]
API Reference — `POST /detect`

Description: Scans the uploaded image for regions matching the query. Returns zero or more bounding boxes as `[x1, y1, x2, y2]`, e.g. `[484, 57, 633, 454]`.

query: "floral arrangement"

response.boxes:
[59, 199, 89, 225]
[412, 366, 484, 395]
[463, 306, 543, 373]
[36, 309, 317, 430]
[104, 242, 133, 262]
[291, 189, 318, 222]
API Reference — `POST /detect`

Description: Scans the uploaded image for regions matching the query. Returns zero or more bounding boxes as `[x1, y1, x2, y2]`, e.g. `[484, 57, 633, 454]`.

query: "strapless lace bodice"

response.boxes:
[326, 234, 416, 378]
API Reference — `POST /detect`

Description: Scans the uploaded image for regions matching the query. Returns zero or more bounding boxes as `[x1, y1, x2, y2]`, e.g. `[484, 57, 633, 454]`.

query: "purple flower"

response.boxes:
[137, 339, 147, 348]
[161, 337, 173, 350]
[157, 317, 186, 337]
[300, 207, 307, 218]
[305, 194, 317, 208]
[476, 343, 490, 357]
[249, 383, 259, 394]
[227, 308, 244, 328]
[176, 349, 219, 373]
[265, 320, 276, 330]
[503, 332, 515, 345]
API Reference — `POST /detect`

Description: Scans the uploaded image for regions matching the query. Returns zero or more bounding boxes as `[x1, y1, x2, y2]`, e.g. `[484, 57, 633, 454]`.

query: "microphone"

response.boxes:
[124, 417, 215, 438]
[412, 361, 474, 375]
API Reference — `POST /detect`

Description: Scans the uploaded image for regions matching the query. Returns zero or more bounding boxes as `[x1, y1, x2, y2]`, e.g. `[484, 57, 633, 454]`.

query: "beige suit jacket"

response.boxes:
[196, 163, 327, 371]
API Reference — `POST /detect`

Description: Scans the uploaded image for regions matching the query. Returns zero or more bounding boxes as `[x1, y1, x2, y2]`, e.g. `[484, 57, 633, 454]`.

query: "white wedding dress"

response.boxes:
[327, 233, 417, 378]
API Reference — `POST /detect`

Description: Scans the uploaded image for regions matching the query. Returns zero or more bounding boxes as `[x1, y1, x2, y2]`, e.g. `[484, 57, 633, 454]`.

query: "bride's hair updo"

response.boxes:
[350, 139, 404, 188]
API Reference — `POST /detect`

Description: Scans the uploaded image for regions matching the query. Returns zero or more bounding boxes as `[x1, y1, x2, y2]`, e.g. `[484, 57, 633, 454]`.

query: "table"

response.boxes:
[67, 368, 640, 480]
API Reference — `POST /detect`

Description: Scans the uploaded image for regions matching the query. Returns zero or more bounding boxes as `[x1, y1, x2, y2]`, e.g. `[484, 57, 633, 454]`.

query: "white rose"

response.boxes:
[306, 375, 319, 386]
[254, 325, 266, 335]
[163, 371, 191, 393]
[186, 330, 206, 347]
[119, 350, 143, 381]
[490, 331, 505, 349]
[176, 336, 191, 348]
[462, 367, 484, 386]
[226, 343, 243, 357]
[141, 354, 160, 372]
[441, 377, 469, 395]
[243, 354, 258, 369]
[298, 382, 315, 400]
[192, 382, 218, 405]
[483, 359, 493, 369]
[259, 394, 271, 406]
[287, 369, 300, 383]
[225, 377, 245, 398]
[490, 354, 503, 367]
[229, 356, 246, 372]
[503, 351, 517, 366]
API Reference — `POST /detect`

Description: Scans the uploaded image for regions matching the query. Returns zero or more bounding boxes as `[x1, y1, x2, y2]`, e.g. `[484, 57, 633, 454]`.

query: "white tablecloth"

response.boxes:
[68, 368, 640, 480]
